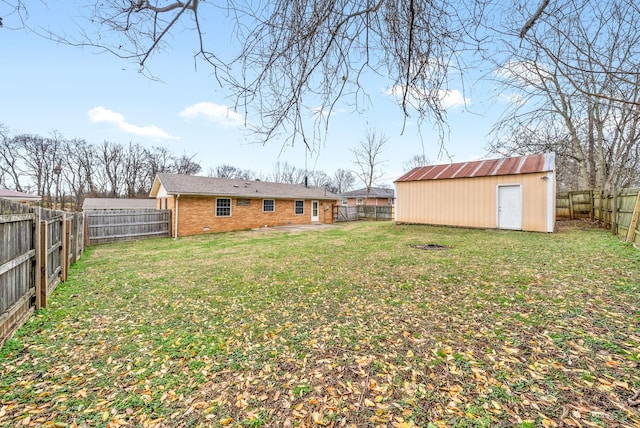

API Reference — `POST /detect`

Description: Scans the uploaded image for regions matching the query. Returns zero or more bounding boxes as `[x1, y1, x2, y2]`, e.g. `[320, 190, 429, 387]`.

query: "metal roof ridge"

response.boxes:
[469, 159, 485, 177]
[433, 163, 453, 180]
[491, 157, 506, 175]
[515, 155, 527, 174]
[449, 161, 469, 179]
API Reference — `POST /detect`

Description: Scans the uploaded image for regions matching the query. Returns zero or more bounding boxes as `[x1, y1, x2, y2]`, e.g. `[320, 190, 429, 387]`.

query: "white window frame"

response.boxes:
[263, 199, 275, 212]
[294, 200, 305, 215]
[356, 198, 364, 205]
[341, 198, 348, 206]
[216, 198, 232, 217]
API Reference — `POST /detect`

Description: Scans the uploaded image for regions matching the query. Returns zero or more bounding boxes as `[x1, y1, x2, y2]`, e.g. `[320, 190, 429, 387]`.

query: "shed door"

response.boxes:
[497, 185, 522, 230]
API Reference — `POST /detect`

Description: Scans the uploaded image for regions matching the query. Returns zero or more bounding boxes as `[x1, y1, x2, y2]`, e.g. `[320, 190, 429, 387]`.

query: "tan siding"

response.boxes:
[396, 172, 551, 232]
[171, 197, 334, 237]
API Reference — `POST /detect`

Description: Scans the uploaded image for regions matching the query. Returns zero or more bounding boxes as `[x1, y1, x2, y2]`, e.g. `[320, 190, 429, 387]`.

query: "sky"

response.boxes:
[0, 2, 510, 186]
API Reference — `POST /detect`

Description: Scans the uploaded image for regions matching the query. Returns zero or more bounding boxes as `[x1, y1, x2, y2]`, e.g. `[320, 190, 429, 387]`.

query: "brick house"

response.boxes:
[338, 187, 395, 207]
[150, 173, 339, 237]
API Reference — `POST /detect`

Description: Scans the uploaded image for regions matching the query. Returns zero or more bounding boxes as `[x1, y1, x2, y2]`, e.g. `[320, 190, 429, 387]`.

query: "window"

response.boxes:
[263, 199, 275, 212]
[294, 200, 304, 215]
[216, 198, 231, 217]
[236, 198, 251, 206]
[356, 198, 363, 205]
[341, 198, 348, 206]
[388, 198, 393, 206]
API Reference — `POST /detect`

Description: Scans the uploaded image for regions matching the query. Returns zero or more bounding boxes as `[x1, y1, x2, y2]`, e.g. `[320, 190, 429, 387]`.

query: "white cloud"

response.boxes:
[385, 85, 469, 110]
[179, 102, 244, 128]
[88, 107, 178, 139]
[439, 89, 467, 109]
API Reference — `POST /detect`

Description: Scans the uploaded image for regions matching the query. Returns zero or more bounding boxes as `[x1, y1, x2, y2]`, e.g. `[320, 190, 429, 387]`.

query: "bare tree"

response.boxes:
[123, 142, 148, 197]
[328, 168, 356, 194]
[144, 145, 174, 188]
[96, 141, 125, 197]
[15, 132, 62, 206]
[492, 0, 640, 191]
[270, 161, 306, 184]
[60, 138, 92, 210]
[209, 164, 254, 180]
[351, 129, 388, 200]
[173, 153, 201, 176]
[305, 170, 331, 188]
[0, 124, 26, 191]
[402, 154, 431, 172]
[13, 0, 481, 149]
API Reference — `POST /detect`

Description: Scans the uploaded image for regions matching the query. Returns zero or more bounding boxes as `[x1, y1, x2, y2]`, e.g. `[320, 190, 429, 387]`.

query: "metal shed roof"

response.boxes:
[395, 153, 555, 182]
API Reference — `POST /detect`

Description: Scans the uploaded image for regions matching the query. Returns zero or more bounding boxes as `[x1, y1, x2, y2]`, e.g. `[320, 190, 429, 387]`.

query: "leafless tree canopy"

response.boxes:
[490, 0, 640, 191]
[10, 0, 478, 148]
[351, 128, 388, 198]
[402, 153, 431, 172]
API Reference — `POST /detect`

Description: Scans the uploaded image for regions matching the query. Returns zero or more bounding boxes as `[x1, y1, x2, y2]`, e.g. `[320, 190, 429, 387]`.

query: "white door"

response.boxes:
[311, 201, 319, 222]
[497, 185, 522, 230]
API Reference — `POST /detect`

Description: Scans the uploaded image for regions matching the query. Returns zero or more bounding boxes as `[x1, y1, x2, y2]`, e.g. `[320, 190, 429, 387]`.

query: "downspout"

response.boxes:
[174, 194, 180, 239]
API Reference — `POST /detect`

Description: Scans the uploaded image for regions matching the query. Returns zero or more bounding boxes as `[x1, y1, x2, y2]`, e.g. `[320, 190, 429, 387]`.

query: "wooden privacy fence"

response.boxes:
[557, 188, 640, 246]
[334, 205, 394, 222]
[85, 209, 170, 245]
[0, 200, 85, 348]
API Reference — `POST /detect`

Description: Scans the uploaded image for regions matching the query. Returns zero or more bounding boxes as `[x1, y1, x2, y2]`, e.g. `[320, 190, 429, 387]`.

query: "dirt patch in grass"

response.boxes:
[1, 222, 639, 427]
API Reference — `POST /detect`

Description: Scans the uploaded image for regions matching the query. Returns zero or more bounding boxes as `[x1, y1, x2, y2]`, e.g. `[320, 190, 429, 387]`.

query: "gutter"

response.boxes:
[174, 194, 180, 239]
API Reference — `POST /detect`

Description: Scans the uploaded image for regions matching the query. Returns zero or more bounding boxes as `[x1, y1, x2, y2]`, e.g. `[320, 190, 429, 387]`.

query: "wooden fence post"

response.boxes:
[611, 189, 618, 235]
[62, 217, 70, 282]
[626, 191, 640, 243]
[38, 220, 47, 309]
[568, 191, 575, 220]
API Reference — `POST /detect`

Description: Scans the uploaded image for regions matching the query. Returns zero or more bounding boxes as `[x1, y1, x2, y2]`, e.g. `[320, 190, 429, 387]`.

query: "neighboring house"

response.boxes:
[82, 198, 157, 210]
[339, 187, 395, 207]
[0, 188, 41, 204]
[395, 153, 556, 233]
[150, 173, 339, 237]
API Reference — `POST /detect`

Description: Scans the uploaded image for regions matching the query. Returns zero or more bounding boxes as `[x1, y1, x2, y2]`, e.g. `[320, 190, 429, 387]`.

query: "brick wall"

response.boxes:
[171, 196, 335, 237]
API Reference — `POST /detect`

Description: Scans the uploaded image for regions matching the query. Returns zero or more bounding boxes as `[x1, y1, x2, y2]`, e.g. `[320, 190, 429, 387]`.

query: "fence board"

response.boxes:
[1, 201, 85, 348]
[0, 199, 36, 348]
[334, 205, 393, 222]
[86, 209, 170, 244]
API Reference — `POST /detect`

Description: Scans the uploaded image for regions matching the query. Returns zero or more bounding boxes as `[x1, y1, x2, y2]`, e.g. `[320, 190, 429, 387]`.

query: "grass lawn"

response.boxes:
[1, 221, 639, 427]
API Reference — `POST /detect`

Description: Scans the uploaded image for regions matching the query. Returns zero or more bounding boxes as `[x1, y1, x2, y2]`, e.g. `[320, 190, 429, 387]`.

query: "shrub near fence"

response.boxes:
[0, 200, 84, 348]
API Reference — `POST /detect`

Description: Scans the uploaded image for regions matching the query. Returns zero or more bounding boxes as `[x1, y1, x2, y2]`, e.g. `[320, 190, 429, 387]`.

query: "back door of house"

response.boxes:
[497, 185, 522, 230]
[311, 201, 319, 222]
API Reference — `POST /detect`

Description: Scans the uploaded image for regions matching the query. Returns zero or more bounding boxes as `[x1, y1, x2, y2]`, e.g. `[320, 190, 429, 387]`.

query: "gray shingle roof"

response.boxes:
[151, 173, 338, 200]
[82, 198, 156, 210]
[339, 187, 395, 198]
[0, 188, 41, 202]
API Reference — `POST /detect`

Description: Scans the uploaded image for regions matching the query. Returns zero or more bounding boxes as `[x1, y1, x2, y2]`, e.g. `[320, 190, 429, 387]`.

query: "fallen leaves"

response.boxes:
[1, 222, 639, 426]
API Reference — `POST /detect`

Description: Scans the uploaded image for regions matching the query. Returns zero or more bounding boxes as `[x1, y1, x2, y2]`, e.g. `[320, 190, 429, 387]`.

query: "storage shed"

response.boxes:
[394, 153, 556, 232]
